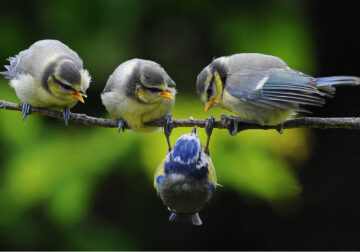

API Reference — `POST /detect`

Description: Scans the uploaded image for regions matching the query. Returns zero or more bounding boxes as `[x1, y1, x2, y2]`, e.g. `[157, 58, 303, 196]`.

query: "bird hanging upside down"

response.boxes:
[154, 126, 217, 226]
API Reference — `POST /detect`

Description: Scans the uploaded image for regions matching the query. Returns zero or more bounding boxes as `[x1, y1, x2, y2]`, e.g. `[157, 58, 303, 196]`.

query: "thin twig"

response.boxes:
[1, 100, 360, 132]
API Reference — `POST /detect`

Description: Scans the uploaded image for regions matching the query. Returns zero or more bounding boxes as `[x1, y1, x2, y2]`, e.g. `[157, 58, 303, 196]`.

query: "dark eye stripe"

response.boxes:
[52, 75, 75, 91]
[206, 78, 214, 100]
[143, 86, 163, 93]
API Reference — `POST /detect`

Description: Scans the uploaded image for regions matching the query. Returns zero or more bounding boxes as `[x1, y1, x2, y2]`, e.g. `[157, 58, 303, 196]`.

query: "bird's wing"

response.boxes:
[154, 156, 167, 190]
[205, 154, 217, 188]
[0, 55, 20, 79]
[225, 68, 327, 111]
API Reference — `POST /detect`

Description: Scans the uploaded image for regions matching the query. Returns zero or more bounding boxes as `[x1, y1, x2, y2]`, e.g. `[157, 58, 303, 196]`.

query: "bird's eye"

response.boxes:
[143, 86, 163, 93]
[61, 83, 75, 91]
[52, 75, 75, 91]
[206, 85, 213, 100]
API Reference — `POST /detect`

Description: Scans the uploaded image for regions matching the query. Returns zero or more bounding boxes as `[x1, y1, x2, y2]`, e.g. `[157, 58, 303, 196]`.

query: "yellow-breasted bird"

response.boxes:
[154, 126, 217, 226]
[196, 53, 360, 135]
[101, 58, 176, 149]
[1, 39, 90, 125]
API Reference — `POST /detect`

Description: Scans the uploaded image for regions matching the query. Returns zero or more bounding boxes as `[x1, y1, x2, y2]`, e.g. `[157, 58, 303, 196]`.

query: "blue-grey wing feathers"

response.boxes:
[1, 56, 20, 80]
[224, 68, 359, 112]
[225, 68, 266, 100]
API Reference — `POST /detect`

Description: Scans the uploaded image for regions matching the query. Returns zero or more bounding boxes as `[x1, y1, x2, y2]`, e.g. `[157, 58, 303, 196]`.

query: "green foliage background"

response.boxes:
[0, 0, 321, 250]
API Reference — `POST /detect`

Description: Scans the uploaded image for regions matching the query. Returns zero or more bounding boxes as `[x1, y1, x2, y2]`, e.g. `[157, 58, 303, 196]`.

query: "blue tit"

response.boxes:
[196, 53, 360, 134]
[154, 127, 217, 226]
[101, 58, 176, 132]
[1, 39, 91, 125]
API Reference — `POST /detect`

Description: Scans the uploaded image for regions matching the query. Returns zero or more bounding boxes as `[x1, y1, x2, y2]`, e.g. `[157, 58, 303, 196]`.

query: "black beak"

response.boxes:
[191, 127, 197, 134]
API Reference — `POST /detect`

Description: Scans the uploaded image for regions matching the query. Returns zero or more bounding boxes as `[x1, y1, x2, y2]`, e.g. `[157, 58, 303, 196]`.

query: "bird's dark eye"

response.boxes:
[61, 83, 75, 91]
[206, 82, 213, 101]
[52, 75, 75, 91]
[143, 86, 163, 93]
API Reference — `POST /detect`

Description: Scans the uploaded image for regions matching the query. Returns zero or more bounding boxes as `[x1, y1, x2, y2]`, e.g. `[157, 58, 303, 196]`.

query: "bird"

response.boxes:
[0, 39, 91, 125]
[154, 126, 217, 226]
[101, 58, 176, 149]
[196, 53, 360, 135]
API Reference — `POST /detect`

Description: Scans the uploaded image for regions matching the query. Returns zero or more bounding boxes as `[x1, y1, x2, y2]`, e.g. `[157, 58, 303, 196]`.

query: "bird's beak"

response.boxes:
[204, 96, 215, 112]
[79, 88, 87, 97]
[159, 90, 174, 100]
[192, 126, 197, 134]
[71, 90, 87, 103]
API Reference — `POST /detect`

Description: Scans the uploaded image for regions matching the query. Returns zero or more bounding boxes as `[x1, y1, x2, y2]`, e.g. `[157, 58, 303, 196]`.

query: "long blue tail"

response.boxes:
[169, 212, 203, 226]
[315, 76, 360, 97]
[316, 76, 360, 86]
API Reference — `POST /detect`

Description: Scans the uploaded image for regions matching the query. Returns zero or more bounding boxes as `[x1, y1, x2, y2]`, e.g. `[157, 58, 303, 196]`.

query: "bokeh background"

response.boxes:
[0, 0, 359, 250]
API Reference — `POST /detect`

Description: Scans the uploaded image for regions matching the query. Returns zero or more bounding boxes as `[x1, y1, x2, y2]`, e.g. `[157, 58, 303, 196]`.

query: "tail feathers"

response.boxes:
[315, 76, 360, 98]
[0, 56, 19, 80]
[169, 212, 203, 226]
[316, 76, 360, 86]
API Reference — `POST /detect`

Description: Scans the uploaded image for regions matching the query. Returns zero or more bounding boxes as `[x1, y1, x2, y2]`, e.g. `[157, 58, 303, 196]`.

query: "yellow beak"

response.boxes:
[159, 91, 174, 100]
[204, 96, 215, 112]
[71, 92, 86, 103]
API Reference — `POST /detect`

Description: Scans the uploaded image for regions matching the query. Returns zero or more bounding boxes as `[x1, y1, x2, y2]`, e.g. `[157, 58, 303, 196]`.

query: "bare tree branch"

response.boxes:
[1, 99, 360, 133]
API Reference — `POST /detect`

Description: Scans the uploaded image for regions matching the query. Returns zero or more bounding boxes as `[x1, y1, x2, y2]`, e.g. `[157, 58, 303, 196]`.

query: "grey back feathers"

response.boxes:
[2, 40, 83, 85]
[222, 53, 288, 74]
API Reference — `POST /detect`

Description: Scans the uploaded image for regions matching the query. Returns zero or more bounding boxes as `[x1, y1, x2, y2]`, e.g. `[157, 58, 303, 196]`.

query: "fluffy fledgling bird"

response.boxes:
[101, 59, 176, 148]
[154, 127, 217, 226]
[196, 53, 360, 134]
[1, 39, 91, 125]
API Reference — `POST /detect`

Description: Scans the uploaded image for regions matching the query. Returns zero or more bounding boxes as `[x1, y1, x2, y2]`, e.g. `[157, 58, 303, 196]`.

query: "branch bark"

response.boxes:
[1, 99, 360, 133]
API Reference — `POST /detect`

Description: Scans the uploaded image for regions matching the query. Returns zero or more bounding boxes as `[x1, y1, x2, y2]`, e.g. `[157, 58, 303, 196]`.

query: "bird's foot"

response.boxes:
[276, 123, 284, 134]
[204, 115, 215, 154]
[221, 114, 261, 136]
[164, 113, 174, 152]
[63, 106, 71, 126]
[117, 119, 128, 133]
[22, 102, 31, 123]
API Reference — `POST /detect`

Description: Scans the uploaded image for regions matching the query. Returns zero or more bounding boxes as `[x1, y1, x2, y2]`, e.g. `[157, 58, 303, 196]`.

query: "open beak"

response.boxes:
[159, 90, 174, 100]
[204, 96, 215, 112]
[71, 91, 86, 103]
